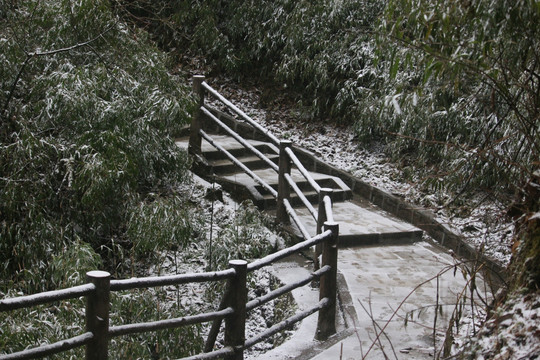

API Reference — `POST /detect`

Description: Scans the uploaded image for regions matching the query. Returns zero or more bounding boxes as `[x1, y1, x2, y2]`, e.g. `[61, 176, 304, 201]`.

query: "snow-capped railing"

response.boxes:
[0, 226, 338, 360]
[190, 75, 336, 246]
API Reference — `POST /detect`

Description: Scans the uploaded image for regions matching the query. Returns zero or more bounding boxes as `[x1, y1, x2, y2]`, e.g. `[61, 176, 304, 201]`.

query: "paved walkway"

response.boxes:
[260, 241, 489, 360]
[176, 134, 422, 244]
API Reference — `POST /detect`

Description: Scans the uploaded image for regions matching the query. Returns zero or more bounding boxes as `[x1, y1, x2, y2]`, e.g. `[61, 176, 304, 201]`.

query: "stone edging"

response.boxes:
[293, 146, 507, 281]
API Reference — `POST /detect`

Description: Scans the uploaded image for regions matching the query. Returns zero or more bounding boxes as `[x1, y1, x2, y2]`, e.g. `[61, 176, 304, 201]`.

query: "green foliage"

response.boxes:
[0, 287, 203, 359]
[125, 0, 539, 200]
[109, 289, 204, 358]
[376, 0, 540, 196]
[0, 298, 86, 359]
[127, 194, 195, 260]
[0, 0, 192, 293]
[208, 200, 276, 271]
[115, 0, 384, 119]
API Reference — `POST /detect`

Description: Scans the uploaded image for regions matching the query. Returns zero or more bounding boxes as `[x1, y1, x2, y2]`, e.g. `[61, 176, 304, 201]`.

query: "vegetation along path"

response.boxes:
[176, 78, 497, 359]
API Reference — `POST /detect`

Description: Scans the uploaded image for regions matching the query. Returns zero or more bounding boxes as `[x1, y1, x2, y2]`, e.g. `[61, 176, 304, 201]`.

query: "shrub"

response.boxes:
[0, 0, 192, 292]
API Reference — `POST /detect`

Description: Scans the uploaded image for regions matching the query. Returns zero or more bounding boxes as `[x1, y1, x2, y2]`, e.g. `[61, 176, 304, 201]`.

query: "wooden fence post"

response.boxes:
[189, 75, 205, 155]
[315, 188, 333, 270]
[225, 260, 248, 359]
[276, 140, 292, 224]
[316, 222, 339, 340]
[86, 271, 110, 360]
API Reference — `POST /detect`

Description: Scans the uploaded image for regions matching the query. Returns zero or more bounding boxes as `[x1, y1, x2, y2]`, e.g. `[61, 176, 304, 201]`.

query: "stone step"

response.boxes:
[201, 135, 279, 161]
[209, 153, 279, 175]
[293, 198, 423, 245]
[220, 168, 353, 207]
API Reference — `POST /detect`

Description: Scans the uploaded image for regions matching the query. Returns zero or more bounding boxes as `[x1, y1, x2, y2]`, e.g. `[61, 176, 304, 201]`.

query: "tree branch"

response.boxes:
[2, 25, 114, 116]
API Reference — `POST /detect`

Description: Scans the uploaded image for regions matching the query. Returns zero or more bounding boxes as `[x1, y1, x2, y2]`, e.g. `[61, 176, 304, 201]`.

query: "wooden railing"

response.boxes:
[0, 75, 340, 360]
[190, 76, 335, 239]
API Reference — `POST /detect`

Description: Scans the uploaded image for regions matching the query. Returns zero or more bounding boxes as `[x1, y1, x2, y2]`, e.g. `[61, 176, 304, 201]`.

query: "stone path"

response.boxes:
[259, 241, 488, 360]
[176, 134, 422, 245]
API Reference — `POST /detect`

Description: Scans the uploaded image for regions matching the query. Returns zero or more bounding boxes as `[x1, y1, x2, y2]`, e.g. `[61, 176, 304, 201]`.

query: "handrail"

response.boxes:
[0, 283, 95, 312]
[283, 198, 312, 240]
[244, 298, 330, 349]
[109, 307, 234, 338]
[285, 173, 318, 220]
[201, 106, 279, 172]
[247, 229, 331, 272]
[246, 266, 330, 311]
[285, 146, 322, 193]
[182, 346, 235, 360]
[0, 333, 94, 360]
[110, 268, 235, 291]
[323, 195, 334, 223]
[201, 81, 280, 146]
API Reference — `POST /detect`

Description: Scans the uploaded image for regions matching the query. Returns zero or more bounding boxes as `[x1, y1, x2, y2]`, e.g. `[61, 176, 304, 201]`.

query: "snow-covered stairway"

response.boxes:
[176, 132, 422, 245]
[176, 133, 352, 208]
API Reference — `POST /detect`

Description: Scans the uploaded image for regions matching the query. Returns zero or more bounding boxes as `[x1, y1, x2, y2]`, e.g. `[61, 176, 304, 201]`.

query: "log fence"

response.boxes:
[0, 75, 340, 360]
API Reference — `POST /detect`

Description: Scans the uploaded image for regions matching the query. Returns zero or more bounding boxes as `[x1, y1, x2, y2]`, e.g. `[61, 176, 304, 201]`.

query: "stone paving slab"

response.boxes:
[257, 242, 491, 360]
[312, 241, 491, 360]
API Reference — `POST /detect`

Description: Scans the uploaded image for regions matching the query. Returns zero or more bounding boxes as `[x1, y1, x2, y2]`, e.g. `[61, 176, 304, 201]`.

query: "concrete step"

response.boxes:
[200, 135, 279, 161]
[209, 153, 279, 175]
[293, 198, 423, 245]
[220, 168, 353, 208]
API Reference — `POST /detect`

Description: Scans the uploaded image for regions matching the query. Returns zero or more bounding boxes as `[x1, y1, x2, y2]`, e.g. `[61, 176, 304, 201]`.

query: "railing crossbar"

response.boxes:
[244, 297, 330, 349]
[246, 265, 330, 312]
[248, 230, 331, 272]
[284, 198, 312, 240]
[202, 106, 279, 172]
[202, 82, 280, 146]
[284, 173, 317, 220]
[181, 346, 235, 360]
[0, 284, 95, 312]
[285, 147, 321, 193]
[110, 268, 235, 291]
[0, 332, 93, 360]
[109, 307, 234, 338]
[200, 130, 278, 198]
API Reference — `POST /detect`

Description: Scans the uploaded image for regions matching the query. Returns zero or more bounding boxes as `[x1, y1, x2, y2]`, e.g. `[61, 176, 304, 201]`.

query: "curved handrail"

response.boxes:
[323, 195, 334, 223]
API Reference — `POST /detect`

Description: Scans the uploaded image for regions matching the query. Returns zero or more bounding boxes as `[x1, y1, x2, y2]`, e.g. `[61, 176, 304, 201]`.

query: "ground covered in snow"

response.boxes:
[152, 175, 297, 357]
[457, 291, 540, 359]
